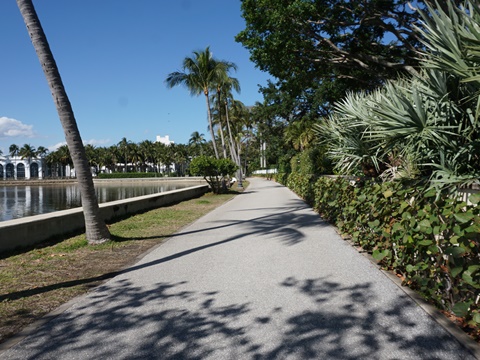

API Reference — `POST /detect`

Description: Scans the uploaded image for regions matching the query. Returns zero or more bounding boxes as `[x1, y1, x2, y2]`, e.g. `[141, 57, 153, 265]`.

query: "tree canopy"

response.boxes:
[236, 0, 461, 111]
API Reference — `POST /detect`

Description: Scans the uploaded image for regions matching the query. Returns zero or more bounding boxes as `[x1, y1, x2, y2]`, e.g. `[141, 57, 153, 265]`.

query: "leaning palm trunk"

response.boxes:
[17, 0, 110, 244]
[217, 92, 228, 159]
[236, 139, 243, 186]
[225, 103, 239, 164]
[225, 103, 242, 184]
[218, 122, 227, 159]
[205, 93, 219, 159]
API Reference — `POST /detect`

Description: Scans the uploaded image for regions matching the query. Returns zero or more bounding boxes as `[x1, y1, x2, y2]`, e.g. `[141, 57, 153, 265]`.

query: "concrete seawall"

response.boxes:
[0, 184, 209, 253]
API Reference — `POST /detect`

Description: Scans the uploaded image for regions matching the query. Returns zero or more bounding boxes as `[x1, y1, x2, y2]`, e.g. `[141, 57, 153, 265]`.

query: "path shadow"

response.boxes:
[2, 199, 329, 302]
[246, 276, 474, 360]
[4, 276, 474, 359]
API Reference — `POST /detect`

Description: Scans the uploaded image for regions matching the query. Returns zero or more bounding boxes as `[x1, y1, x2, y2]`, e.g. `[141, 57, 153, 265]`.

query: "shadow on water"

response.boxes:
[10, 277, 474, 359]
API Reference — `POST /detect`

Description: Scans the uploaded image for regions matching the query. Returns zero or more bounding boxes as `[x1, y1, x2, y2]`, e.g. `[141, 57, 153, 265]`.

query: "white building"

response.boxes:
[154, 135, 177, 174]
[155, 134, 174, 146]
[0, 155, 45, 180]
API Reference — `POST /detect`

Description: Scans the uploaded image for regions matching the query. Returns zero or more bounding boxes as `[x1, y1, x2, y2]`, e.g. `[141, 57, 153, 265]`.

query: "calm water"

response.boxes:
[0, 181, 204, 222]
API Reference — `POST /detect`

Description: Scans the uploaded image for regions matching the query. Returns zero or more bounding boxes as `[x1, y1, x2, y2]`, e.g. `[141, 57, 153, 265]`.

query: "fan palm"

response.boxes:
[316, 1, 480, 188]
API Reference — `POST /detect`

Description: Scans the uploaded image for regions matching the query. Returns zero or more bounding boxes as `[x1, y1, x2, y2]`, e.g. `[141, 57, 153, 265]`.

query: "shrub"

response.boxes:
[189, 156, 238, 194]
[97, 172, 161, 179]
[299, 176, 480, 327]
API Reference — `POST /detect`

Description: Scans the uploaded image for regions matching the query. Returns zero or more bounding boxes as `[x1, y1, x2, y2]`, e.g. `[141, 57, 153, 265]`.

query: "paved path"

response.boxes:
[1, 178, 478, 359]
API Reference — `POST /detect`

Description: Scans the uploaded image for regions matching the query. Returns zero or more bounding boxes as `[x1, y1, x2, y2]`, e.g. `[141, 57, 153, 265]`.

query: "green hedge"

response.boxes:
[285, 174, 480, 327]
[97, 172, 163, 179]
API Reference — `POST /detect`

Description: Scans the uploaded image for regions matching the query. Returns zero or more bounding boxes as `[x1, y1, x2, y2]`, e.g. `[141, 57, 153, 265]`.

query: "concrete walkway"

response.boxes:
[0, 178, 478, 359]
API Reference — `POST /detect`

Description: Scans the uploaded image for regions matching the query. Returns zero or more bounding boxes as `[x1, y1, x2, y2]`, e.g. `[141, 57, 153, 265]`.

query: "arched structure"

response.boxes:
[0, 156, 44, 180]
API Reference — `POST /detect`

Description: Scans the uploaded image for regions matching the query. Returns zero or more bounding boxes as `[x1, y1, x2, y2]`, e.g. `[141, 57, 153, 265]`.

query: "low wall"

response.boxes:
[0, 184, 209, 253]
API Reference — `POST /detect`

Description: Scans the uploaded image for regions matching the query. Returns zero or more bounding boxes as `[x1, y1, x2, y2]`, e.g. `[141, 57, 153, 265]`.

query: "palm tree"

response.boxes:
[284, 120, 316, 152]
[36, 146, 48, 158]
[44, 151, 58, 177]
[173, 143, 189, 176]
[129, 143, 143, 172]
[188, 131, 206, 156]
[9, 144, 19, 158]
[154, 142, 167, 173]
[221, 84, 241, 164]
[55, 145, 73, 177]
[97, 146, 117, 174]
[117, 137, 132, 172]
[213, 69, 240, 159]
[18, 144, 36, 160]
[138, 140, 155, 172]
[16, 0, 110, 243]
[19, 144, 37, 177]
[84, 144, 99, 175]
[166, 47, 235, 159]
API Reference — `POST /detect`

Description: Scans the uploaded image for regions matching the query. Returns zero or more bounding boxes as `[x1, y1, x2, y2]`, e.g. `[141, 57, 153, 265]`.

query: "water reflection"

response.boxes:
[0, 181, 203, 222]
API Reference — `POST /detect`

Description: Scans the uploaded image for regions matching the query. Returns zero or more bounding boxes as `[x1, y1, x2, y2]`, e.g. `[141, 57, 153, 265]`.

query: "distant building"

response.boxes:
[0, 155, 45, 180]
[155, 135, 174, 146]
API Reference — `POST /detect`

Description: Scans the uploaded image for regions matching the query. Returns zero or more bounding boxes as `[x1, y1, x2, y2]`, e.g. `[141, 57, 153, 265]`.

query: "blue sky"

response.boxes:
[0, 0, 271, 153]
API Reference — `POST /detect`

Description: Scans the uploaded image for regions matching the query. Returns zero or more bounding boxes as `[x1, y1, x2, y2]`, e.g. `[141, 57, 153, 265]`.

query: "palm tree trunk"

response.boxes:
[17, 0, 110, 244]
[217, 92, 228, 159]
[225, 102, 239, 164]
[218, 125, 227, 159]
[205, 93, 219, 159]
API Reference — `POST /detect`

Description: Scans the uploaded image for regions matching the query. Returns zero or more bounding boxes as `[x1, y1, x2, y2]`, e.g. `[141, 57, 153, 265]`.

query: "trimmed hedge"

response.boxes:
[97, 172, 164, 179]
[283, 173, 480, 328]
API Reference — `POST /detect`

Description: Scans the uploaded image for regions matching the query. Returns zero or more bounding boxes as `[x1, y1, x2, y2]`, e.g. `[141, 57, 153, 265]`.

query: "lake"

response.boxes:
[0, 180, 204, 222]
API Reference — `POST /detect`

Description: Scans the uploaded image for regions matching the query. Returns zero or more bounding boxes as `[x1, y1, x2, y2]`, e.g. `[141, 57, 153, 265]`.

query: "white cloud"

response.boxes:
[48, 139, 111, 152]
[84, 138, 111, 146]
[0, 117, 35, 138]
[48, 142, 67, 152]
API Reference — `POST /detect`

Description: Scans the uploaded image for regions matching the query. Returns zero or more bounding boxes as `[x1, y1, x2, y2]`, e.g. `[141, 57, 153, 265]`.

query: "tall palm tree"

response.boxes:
[213, 69, 240, 159]
[221, 83, 241, 164]
[16, 0, 110, 244]
[166, 47, 234, 159]
[210, 103, 227, 159]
